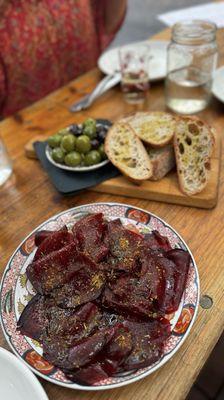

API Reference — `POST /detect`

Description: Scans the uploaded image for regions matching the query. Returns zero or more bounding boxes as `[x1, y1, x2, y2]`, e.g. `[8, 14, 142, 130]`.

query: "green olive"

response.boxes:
[83, 118, 96, 128]
[98, 144, 107, 160]
[51, 147, 65, 163]
[83, 124, 97, 139]
[47, 134, 62, 148]
[84, 150, 101, 166]
[58, 127, 70, 136]
[61, 134, 76, 152]
[64, 151, 81, 167]
[76, 135, 91, 154]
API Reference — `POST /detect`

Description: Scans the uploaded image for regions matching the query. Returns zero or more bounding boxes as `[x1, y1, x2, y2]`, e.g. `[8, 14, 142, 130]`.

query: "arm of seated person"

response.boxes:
[104, 0, 127, 34]
[92, 0, 127, 50]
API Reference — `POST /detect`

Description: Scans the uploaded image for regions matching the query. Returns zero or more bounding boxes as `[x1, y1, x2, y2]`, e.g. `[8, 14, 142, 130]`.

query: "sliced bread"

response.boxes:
[122, 111, 176, 147]
[105, 122, 153, 183]
[148, 144, 176, 181]
[174, 116, 215, 196]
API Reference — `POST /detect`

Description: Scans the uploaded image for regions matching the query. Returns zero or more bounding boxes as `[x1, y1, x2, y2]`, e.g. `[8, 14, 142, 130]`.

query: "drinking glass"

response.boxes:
[119, 43, 150, 104]
[0, 137, 13, 186]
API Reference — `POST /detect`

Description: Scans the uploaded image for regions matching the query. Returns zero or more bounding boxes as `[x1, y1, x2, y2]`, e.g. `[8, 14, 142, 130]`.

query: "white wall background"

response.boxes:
[109, 0, 211, 48]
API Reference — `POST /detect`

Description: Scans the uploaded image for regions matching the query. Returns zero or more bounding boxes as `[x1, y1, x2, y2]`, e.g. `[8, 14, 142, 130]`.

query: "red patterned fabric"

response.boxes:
[0, 0, 123, 117]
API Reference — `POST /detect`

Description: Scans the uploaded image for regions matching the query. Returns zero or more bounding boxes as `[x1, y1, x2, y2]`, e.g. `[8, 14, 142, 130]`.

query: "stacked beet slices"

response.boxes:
[17, 213, 190, 385]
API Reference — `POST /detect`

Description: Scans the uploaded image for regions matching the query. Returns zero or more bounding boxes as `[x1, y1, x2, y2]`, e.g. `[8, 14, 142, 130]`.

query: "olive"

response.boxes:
[83, 124, 97, 139]
[97, 128, 107, 143]
[90, 138, 100, 149]
[83, 118, 96, 129]
[64, 151, 81, 167]
[98, 144, 107, 160]
[69, 124, 82, 136]
[47, 134, 62, 148]
[61, 134, 76, 152]
[76, 135, 91, 154]
[84, 150, 101, 166]
[51, 148, 65, 163]
[58, 127, 70, 136]
[96, 124, 104, 133]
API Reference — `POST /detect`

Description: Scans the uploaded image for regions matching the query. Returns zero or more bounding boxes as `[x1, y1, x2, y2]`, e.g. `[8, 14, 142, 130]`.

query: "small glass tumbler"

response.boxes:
[165, 20, 218, 114]
[0, 137, 13, 186]
[119, 43, 150, 104]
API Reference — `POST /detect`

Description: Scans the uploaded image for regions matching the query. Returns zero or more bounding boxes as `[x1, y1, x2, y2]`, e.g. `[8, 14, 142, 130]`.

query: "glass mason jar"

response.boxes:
[165, 20, 218, 114]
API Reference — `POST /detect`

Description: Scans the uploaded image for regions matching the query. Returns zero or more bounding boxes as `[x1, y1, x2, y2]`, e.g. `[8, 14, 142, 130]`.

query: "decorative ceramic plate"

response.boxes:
[98, 41, 168, 81]
[0, 203, 199, 391]
[212, 66, 224, 103]
[45, 146, 109, 172]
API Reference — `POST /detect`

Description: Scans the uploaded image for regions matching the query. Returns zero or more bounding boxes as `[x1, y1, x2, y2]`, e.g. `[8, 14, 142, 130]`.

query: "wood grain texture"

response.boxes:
[0, 26, 224, 400]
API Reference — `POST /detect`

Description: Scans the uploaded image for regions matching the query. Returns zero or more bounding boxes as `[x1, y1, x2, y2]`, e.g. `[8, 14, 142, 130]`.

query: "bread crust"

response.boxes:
[149, 145, 176, 181]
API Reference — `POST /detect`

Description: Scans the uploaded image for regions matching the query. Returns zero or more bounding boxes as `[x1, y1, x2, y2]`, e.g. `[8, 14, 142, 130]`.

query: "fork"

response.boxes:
[69, 73, 121, 112]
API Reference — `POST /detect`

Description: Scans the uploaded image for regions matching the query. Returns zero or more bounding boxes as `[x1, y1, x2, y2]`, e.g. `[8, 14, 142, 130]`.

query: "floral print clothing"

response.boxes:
[0, 0, 123, 116]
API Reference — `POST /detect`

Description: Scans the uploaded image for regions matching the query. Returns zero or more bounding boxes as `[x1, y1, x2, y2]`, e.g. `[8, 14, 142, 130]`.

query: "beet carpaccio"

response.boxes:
[17, 213, 190, 385]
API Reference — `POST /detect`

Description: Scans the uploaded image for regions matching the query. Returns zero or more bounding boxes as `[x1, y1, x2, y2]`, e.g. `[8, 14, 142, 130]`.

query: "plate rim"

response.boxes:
[0, 347, 49, 400]
[45, 145, 110, 172]
[0, 202, 200, 391]
[212, 66, 224, 103]
[98, 40, 169, 81]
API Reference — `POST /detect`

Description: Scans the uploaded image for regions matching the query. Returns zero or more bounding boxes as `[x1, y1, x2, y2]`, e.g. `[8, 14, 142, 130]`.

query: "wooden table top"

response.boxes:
[0, 27, 224, 400]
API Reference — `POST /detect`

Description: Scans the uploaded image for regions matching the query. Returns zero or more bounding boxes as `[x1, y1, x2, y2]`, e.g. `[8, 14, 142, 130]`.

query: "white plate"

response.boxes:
[0, 347, 48, 400]
[45, 145, 109, 172]
[98, 40, 168, 81]
[212, 66, 224, 103]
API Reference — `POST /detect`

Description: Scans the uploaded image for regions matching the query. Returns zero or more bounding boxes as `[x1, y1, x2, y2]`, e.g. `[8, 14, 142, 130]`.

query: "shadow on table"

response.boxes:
[187, 331, 224, 400]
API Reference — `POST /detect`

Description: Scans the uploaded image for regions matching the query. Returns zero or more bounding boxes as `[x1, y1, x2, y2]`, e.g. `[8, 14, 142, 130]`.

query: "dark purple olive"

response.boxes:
[69, 124, 82, 136]
[97, 129, 107, 143]
[96, 124, 104, 134]
[90, 138, 100, 149]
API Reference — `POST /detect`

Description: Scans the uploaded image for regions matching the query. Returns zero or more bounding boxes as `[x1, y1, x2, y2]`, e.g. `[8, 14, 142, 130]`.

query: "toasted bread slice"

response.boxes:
[122, 111, 176, 147]
[174, 116, 215, 196]
[105, 122, 152, 182]
[148, 145, 176, 181]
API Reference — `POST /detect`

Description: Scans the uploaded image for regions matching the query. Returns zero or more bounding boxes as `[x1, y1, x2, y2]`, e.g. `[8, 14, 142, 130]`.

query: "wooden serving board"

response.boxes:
[92, 132, 222, 209]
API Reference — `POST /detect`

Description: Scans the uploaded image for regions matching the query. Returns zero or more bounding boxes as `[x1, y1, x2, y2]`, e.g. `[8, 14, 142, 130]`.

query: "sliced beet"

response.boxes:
[18, 213, 190, 385]
[34, 230, 74, 261]
[72, 213, 109, 262]
[122, 318, 170, 370]
[139, 251, 166, 312]
[34, 226, 68, 247]
[46, 302, 101, 340]
[43, 303, 102, 369]
[67, 327, 115, 368]
[65, 363, 108, 385]
[49, 269, 105, 308]
[101, 324, 133, 374]
[162, 249, 191, 313]
[102, 253, 165, 319]
[17, 294, 47, 341]
[68, 324, 133, 380]
[144, 230, 172, 253]
[104, 219, 144, 272]
[27, 244, 97, 294]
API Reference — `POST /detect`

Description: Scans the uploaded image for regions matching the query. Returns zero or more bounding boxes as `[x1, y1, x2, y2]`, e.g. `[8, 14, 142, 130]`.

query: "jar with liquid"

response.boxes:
[165, 20, 218, 114]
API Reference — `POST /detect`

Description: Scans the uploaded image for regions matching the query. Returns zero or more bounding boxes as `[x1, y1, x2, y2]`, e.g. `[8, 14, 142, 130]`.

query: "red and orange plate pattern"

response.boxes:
[0, 203, 199, 390]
